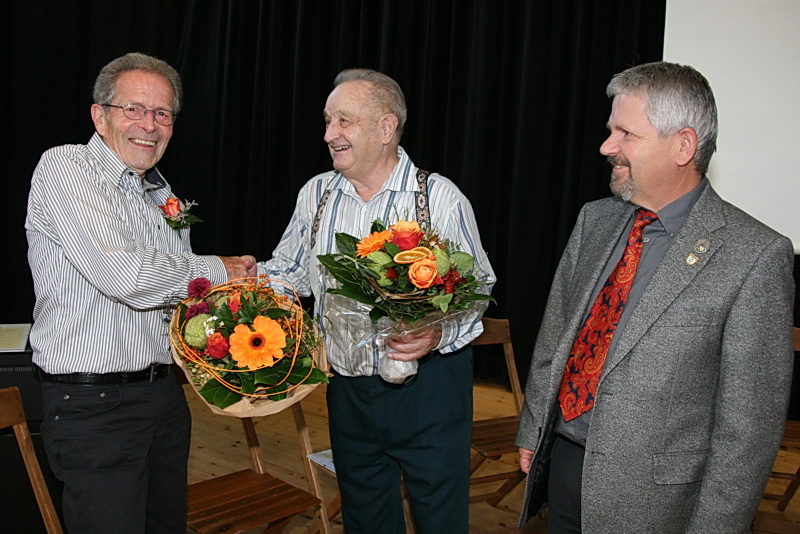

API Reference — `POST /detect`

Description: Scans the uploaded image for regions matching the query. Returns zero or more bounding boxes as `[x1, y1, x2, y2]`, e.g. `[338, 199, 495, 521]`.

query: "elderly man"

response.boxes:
[258, 68, 495, 533]
[516, 61, 795, 533]
[25, 52, 256, 533]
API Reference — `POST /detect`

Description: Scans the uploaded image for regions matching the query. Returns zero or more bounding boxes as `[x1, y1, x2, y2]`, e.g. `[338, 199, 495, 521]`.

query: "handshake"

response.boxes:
[219, 255, 258, 280]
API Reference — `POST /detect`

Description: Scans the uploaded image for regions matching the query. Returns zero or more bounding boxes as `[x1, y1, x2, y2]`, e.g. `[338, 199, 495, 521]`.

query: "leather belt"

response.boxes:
[38, 363, 172, 385]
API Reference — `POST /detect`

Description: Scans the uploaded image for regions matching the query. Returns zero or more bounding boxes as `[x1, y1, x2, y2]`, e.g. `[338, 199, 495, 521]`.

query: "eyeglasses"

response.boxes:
[102, 103, 177, 126]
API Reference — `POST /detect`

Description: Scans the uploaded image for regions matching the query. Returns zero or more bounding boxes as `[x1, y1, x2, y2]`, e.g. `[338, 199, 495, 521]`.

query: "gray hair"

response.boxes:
[334, 68, 407, 138]
[606, 61, 718, 174]
[93, 52, 183, 115]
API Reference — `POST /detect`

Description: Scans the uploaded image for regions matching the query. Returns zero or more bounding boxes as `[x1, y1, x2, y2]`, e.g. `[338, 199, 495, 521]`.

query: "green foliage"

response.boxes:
[317, 220, 495, 324]
[174, 277, 328, 410]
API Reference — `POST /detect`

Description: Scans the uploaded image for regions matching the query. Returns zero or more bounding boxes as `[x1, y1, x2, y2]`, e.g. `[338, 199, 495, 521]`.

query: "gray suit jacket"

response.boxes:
[517, 185, 795, 533]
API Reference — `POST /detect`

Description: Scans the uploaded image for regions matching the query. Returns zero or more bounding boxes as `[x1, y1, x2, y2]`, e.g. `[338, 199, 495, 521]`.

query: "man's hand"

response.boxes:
[519, 447, 534, 474]
[219, 255, 257, 280]
[240, 255, 257, 277]
[386, 325, 442, 361]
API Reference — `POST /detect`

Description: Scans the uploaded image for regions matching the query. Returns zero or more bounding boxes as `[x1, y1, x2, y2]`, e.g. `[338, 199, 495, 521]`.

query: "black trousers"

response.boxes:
[40, 373, 191, 534]
[547, 435, 585, 534]
[327, 348, 473, 534]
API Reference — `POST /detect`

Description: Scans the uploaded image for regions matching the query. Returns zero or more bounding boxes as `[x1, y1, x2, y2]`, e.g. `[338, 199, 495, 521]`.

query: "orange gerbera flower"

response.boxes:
[356, 230, 393, 258]
[229, 315, 287, 370]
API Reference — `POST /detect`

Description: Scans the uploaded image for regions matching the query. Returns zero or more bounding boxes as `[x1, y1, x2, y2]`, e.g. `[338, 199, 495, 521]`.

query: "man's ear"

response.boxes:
[91, 104, 107, 136]
[380, 114, 399, 144]
[676, 127, 698, 167]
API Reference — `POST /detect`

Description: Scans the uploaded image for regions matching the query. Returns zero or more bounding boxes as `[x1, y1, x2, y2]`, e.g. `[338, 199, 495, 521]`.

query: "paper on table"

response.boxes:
[307, 448, 336, 473]
[0, 324, 32, 352]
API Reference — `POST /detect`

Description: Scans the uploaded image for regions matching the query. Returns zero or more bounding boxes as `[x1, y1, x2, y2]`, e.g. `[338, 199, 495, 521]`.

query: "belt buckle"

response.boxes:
[149, 364, 157, 382]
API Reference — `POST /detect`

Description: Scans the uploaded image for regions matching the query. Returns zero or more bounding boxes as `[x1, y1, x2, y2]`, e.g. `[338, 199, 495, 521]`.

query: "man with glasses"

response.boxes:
[25, 52, 256, 533]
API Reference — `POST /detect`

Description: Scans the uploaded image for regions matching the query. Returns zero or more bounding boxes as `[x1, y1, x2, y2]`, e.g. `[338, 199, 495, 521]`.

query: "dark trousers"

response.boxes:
[327, 348, 473, 534]
[40, 373, 191, 534]
[547, 435, 585, 534]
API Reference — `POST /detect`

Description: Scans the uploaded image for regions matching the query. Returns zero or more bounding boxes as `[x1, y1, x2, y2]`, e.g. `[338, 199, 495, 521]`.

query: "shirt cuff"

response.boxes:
[197, 255, 228, 285]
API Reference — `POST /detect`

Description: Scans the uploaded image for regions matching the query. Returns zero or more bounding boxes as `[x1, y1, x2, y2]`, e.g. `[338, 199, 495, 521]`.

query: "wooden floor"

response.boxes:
[186, 381, 800, 533]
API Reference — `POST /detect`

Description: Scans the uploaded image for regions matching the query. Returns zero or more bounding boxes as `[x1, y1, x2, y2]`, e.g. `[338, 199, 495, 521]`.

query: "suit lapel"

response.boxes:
[602, 187, 727, 377]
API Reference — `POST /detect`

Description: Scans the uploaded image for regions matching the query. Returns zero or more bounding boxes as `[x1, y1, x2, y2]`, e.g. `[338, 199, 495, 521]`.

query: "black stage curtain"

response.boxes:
[6, 0, 667, 383]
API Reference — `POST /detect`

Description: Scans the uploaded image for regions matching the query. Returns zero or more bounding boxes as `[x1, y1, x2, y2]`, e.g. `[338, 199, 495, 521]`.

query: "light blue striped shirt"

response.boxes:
[25, 133, 227, 374]
[258, 147, 496, 376]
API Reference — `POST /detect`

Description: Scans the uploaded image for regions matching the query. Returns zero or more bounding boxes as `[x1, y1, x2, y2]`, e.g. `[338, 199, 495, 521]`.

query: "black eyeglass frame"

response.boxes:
[102, 103, 177, 126]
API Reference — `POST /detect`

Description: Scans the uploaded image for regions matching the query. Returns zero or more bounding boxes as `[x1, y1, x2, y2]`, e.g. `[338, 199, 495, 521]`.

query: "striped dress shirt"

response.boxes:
[25, 133, 227, 374]
[258, 146, 496, 376]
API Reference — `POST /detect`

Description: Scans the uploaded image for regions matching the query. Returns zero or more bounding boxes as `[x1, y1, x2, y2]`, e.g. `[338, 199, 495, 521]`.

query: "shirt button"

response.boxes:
[63, 394, 70, 400]
[100, 392, 106, 398]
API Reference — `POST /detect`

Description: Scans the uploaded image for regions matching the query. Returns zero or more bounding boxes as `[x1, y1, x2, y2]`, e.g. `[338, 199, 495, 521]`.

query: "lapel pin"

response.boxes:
[686, 253, 700, 265]
[694, 239, 711, 254]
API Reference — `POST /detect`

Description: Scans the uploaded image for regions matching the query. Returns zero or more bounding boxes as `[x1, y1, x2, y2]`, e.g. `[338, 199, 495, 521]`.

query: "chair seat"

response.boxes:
[188, 468, 320, 534]
[782, 421, 800, 449]
[468, 318, 526, 509]
[469, 415, 525, 506]
[471, 415, 521, 458]
[763, 329, 800, 513]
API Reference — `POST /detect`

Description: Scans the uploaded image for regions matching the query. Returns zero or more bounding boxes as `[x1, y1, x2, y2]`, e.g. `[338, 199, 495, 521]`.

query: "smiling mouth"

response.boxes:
[331, 144, 351, 152]
[608, 156, 628, 169]
[131, 138, 156, 147]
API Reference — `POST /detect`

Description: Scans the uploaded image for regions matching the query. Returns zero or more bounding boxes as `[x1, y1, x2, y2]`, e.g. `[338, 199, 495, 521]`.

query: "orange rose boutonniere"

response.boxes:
[159, 197, 203, 231]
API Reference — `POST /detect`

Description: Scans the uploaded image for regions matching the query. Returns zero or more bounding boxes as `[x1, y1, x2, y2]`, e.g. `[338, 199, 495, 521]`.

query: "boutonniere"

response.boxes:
[159, 197, 203, 230]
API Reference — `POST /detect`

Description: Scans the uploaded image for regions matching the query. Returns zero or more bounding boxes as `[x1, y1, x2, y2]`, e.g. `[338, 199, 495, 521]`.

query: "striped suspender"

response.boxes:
[309, 169, 431, 248]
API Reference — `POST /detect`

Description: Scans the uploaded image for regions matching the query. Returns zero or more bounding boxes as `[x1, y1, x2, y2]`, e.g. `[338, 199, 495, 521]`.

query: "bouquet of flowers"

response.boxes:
[169, 275, 328, 415]
[317, 219, 493, 323]
[317, 219, 493, 382]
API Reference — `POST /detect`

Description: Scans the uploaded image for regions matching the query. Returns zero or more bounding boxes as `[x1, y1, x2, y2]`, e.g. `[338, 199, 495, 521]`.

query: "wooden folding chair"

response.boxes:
[186, 404, 321, 534]
[300, 401, 416, 534]
[762, 327, 800, 513]
[0, 386, 62, 534]
[469, 317, 526, 507]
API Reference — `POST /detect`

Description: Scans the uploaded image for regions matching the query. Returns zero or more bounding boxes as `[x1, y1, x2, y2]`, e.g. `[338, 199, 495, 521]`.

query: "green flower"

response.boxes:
[367, 250, 393, 266]
[432, 247, 451, 276]
[184, 313, 212, 348]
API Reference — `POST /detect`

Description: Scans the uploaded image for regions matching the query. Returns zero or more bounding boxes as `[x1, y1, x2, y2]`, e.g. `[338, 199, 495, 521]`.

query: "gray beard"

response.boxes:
[610, 172, 637, 202]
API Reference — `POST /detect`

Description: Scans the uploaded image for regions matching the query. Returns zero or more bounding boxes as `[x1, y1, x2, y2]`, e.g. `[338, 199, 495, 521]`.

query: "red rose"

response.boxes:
[206, 332, 230, 359]
[385, 267, 398, 280]
[392, 231, 423, 250]
[227, 292, 242, 314]
[390, 220, 423, 250]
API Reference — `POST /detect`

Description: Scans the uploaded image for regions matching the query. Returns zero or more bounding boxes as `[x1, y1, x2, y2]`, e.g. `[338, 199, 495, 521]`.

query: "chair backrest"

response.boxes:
[472, 318, 524, 414]
[0, 387, 63, 534]
[794, 326, 800, 352]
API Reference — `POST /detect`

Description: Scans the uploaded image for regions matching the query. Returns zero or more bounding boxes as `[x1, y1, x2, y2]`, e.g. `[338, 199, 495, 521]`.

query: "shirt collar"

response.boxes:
[87, 132, 166, 193]
[652, 177, 708, 238]
[328, 146, 418, 194]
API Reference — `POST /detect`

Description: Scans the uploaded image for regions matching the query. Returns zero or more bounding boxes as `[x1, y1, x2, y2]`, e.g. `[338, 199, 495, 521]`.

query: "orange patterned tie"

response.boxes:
[558, 208, 658, 421]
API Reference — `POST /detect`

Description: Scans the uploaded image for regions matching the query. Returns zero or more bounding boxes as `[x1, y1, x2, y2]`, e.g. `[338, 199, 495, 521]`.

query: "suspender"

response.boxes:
[414, 169, 431, 230]
[310, 169, 431, 248]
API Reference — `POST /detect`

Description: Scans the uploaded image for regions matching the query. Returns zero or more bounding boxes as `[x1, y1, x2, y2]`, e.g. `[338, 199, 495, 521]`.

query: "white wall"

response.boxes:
[664, 0, 800, 252]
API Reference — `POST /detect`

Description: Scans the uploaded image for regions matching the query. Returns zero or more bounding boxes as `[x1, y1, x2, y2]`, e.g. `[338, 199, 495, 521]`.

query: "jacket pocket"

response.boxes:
[652, 450, 707, 485]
